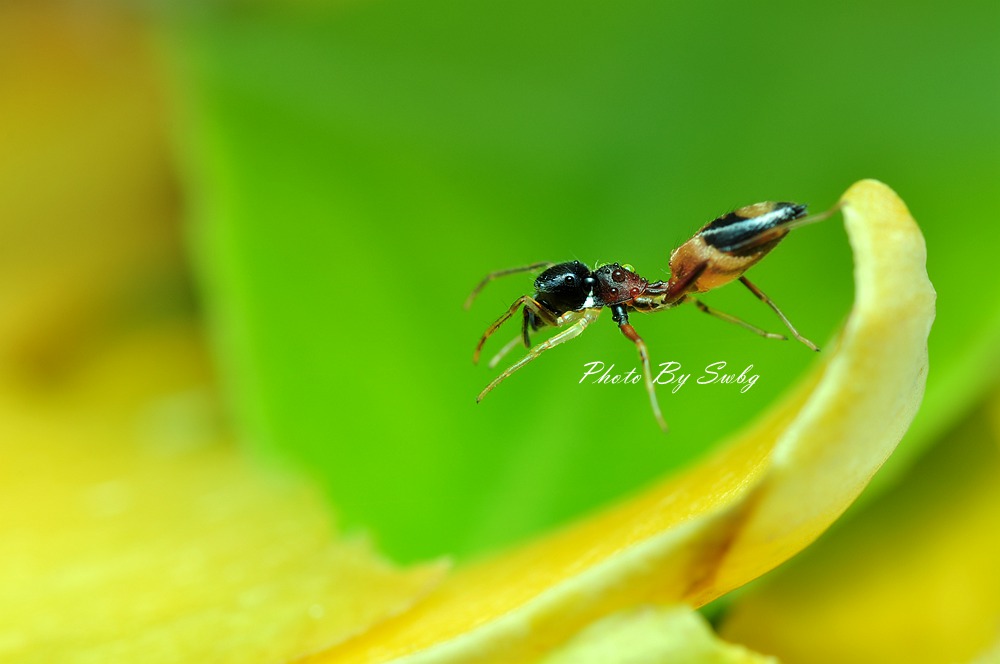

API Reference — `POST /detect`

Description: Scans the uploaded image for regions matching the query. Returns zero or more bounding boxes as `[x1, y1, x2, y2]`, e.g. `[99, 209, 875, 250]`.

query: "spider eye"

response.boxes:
[564, 275, 576, 285]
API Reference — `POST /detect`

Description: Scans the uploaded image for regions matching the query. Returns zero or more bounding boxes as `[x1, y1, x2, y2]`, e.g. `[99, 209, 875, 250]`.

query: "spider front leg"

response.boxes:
[487, 335, 524, 369]
[477, 308, 601, 402]
[473, 295, 560, 364]
[739, 277, 819, 351]
[464, 262, 555, 310]
[610, 304, 667, 432]
[486, 307, 541, 369]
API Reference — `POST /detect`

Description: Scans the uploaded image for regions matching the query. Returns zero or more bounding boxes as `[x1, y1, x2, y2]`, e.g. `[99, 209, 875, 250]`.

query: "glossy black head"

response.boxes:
[533, 261, 594, 314]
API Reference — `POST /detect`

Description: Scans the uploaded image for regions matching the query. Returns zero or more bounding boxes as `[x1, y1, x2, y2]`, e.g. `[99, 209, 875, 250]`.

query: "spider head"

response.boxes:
[533, 261, 594, 314]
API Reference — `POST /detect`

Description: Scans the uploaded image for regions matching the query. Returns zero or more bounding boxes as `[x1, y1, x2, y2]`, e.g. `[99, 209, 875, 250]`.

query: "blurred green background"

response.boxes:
[163, 0, 1000, 563]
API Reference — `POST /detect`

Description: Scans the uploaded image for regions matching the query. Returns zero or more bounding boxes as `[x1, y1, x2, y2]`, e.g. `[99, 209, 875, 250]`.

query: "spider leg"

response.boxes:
[686, 296, 787, 341]
[464, 262, 556, 310]
[521, 307, 535, 348]
[610, 305, 667, 432]
[473, 295, 560, 364]
[739, 277, 819, 351]
[487, 334, 523, 369]
[477, 309, 600, 402]
[490, 294, 550, 368]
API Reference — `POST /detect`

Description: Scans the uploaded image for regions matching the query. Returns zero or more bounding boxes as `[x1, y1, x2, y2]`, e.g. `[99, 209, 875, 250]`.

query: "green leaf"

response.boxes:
[165, 0, 1000, 561]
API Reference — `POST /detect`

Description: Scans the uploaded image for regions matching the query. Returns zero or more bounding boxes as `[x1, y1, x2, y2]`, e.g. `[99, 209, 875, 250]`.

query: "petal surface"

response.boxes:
[539, 605, 777, 664]
[719, 389, 1000, 664]
[0, 329, 447, 664]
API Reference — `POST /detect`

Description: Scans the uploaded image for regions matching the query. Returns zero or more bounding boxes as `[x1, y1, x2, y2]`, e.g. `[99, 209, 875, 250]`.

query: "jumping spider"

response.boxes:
[465, 201, 840, 431]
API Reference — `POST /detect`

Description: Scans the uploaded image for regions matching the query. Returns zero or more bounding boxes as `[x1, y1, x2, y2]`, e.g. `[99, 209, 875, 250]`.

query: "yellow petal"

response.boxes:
[968, 638, 1000, 664]
[0, 327, 447, 663]
[539, 605, 777, 664]
[315, 180, 934, 663]
[718, 388, 1000, 664]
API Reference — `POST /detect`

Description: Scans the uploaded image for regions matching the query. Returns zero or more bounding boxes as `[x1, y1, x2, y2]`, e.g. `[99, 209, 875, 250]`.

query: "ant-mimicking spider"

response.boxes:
[465, 201, 841, 432]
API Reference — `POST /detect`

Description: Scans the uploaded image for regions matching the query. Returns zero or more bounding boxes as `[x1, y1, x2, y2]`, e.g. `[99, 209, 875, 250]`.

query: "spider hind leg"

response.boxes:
[739, 277, 819, 351]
